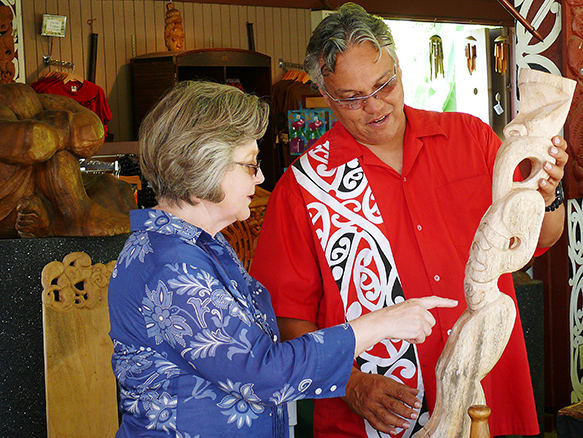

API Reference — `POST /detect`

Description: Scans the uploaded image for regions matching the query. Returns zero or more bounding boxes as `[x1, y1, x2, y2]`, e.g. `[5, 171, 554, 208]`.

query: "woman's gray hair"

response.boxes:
[139, 80, 269, 207]
[304, 2, 397, 88]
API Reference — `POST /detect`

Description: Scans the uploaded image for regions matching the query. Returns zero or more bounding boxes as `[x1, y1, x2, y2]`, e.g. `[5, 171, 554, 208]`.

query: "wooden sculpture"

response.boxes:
[164, 3, 185, 51]
[0, 5, 15, 84]
[414, 69, 576, 437]
[0, 83, 134, 238]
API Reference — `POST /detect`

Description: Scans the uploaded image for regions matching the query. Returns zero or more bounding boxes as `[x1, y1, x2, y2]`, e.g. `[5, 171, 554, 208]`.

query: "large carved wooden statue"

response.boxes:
[415, 69, 576, 437]
[0, 83, 134, 238]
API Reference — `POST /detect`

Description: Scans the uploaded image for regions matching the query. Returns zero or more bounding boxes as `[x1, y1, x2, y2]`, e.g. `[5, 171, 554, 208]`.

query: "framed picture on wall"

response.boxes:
[41, 14, 67, 38]
[0, 0, 25, 83]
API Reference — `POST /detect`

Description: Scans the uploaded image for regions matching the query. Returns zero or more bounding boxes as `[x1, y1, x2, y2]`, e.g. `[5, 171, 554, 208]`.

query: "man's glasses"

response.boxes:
[234, 160, 262, 177]
[324, 65, 398, 111]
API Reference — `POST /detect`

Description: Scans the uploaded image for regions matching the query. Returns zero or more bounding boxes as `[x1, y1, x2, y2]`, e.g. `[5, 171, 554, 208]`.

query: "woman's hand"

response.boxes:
[349, 296, 458, 358]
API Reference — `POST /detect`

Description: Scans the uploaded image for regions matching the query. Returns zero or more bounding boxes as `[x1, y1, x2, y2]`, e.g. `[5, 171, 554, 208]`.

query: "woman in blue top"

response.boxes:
[107, 80, 457, 438]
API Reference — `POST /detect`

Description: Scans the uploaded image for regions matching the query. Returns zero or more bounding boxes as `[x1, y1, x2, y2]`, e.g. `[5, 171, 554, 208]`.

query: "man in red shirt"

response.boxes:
[251, 3, 567, 437]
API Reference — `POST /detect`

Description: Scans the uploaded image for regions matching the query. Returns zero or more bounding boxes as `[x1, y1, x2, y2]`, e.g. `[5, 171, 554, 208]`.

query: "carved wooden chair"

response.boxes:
[222, 186, 271, 272]
[41, 252, 119, 438]
[468, 405, 491, 438]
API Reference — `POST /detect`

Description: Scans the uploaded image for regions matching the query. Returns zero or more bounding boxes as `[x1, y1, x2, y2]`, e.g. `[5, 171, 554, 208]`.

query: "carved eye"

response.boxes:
[509, 236, 520, 249]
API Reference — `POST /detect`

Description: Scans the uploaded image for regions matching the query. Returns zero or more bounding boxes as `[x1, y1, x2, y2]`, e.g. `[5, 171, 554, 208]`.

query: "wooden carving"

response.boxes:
[564, 0, 583, 198]
[164, 3, 185, 51]
[0, 5, 15, 84]
[0, 82, 134, 239]
[414, 69, 575, 437]
[41, 252, 118, 438]
[222, 186, 270, 272]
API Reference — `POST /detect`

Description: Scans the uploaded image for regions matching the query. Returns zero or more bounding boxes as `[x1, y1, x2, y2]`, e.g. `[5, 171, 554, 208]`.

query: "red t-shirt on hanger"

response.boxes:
[43, 80, 113, 136]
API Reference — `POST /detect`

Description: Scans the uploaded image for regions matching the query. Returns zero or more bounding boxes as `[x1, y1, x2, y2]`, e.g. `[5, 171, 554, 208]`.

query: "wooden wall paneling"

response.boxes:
[79, 0, 94, 79]
[153, 0, 162, 52]
[246, 6, 256, 52]
[263, 7, 276, 83]
[61, 0, 74, 66]
[230, 5, 241, 50]
[192, 2, 205, 50]
[297, 9, 309, 65]
[182, 2, 195, 51]
[154, 1, 167, 52]
[220, 4, 232, 49]
[45, 0, 61, 66]
[272, 7, 284, 82]
[59, 0, 71, 63]
[202, 3, 212, 48]
[91, 1, 107, 99]
[101, 1, 119, 140]
[254, 6, 266, 54]
[32, 0, 48, 82]
[142, 1, 156, 54]
[210, 3, 223, 48]
[281, 8, 291, 80]
[118, 0, 136, 141]
[237, 5, 248, 51]
[21, 0, 39, 83]
[130, 1, 145, 57]
[288, 8, 299, 69]
[71, 0, 86, 79]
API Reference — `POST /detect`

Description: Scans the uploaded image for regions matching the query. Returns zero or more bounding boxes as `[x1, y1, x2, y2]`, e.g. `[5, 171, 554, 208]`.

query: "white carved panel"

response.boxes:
[515, 0, 562, 74]
[568, 198, 583, 402]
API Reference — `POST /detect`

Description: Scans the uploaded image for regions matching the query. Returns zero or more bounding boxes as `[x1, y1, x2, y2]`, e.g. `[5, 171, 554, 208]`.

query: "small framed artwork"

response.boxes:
[41, 14, 67, 37]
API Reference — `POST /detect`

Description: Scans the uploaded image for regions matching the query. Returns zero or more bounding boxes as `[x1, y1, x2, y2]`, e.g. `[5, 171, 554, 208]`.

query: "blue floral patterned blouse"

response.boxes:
[108, 209, 355, 437]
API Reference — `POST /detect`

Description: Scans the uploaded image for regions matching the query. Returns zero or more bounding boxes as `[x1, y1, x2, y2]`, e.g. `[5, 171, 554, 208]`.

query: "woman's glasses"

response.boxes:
[324, 66, 398, 111]
[234, 160, 262, 177]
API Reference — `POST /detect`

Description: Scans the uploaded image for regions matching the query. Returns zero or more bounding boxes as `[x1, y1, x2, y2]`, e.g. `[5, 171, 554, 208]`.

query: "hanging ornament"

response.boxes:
[494, 35, 508, 75]
[429, 34, 444, 80]
[465, 35, 477, 75]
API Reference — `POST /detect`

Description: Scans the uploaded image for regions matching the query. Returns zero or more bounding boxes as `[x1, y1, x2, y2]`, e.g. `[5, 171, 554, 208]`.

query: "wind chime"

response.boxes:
[465, 35, 477, 75]
[494, 35, 508, 75]
[429, 34, 444, 80]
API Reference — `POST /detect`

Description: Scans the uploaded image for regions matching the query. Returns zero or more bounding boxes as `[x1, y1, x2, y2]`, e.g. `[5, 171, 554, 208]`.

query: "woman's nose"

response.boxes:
[255, 168, 265, 184]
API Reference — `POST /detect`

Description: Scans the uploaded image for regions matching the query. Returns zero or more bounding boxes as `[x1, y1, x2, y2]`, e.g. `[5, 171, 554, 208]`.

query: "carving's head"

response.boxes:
[503, 69, 575, 138]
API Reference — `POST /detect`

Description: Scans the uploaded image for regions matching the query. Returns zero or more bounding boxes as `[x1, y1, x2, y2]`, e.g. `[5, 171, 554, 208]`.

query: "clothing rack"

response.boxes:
[278, 58, 303, 72]
[42, 55, 75, 70]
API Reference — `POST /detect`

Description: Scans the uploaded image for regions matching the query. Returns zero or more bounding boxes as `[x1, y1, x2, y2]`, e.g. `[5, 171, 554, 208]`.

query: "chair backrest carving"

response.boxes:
[41, 252, 119, 438]
[222, 186, 270, 272]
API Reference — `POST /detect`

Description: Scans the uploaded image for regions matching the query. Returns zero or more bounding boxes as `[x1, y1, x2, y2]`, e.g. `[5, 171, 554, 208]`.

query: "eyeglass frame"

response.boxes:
[322, 63, 398, 111]
[234, 160, 262, 177]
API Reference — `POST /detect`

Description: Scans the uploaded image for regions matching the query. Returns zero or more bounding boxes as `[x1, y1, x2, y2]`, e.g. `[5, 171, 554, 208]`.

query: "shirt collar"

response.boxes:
[404, 105, 447, 139]
[326, 105, 448, 170]
[130, 208, 203, 245]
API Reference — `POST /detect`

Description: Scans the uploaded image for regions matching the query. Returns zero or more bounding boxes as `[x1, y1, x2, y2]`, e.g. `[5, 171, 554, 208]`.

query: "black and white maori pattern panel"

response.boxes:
[293, 142, 427, 436]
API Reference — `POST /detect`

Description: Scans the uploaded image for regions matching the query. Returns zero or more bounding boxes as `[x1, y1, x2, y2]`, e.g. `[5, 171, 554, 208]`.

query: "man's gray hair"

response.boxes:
[304, 2, 397, 88]
[139, 80, 269, 207]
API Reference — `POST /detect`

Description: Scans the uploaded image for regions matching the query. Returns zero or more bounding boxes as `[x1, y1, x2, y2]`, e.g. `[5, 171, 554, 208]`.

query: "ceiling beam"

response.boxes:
[175, 0, 514, 26]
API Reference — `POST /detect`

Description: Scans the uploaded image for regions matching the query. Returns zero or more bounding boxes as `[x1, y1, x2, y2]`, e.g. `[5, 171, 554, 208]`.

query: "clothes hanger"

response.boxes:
[63, 71, 84, 84]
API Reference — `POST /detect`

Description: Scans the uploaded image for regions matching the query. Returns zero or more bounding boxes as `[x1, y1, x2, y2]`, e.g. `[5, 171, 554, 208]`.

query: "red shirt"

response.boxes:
[251, 106, 538, 437]
[42, 80, 113, 135]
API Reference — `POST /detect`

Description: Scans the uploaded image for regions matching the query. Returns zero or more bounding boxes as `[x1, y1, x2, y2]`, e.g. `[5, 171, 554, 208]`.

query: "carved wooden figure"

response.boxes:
[414, 69, 575, 437]
[0, 83, 134, 238]
[164, 3, 185, 51]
